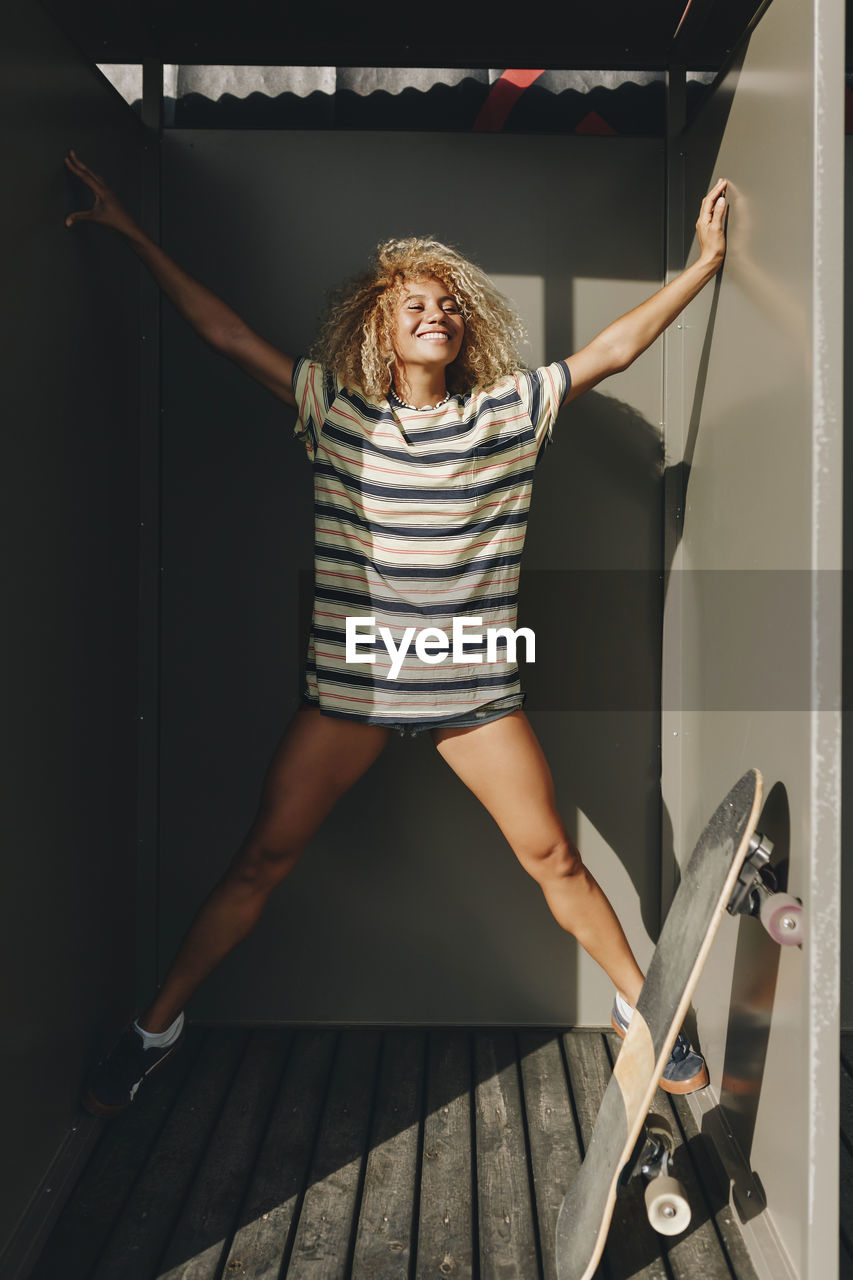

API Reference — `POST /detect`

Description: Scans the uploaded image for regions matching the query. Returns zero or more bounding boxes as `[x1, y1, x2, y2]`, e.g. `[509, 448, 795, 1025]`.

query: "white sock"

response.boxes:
[615, 992, 634, 1023]
[134, 1011, 184, 1049]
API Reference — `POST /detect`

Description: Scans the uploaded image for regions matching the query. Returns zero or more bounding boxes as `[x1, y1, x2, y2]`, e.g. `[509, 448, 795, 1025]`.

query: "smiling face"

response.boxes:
[391, 277, 465, 379]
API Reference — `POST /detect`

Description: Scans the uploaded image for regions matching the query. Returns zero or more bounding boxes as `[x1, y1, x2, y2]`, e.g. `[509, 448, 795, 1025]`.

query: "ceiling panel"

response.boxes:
[40, 0, 770, 70]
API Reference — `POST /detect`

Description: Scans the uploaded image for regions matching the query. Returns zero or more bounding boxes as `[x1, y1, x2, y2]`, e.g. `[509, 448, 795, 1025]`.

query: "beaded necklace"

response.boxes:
[389, 386, 452, 412]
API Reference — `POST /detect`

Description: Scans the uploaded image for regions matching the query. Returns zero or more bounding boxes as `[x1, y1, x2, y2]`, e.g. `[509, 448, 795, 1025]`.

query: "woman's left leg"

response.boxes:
[432, 709, 645, 1006]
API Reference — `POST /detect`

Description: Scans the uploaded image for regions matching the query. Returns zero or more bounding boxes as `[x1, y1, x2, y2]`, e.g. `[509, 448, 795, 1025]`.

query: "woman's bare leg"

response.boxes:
[433, 710, 645, 1006]
[139, 707, 391, 1032]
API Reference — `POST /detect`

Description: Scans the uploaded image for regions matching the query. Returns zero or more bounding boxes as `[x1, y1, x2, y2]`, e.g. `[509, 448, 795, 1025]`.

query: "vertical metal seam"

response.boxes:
[661, 64, 688, 928]
[137, 59, 164, 1007]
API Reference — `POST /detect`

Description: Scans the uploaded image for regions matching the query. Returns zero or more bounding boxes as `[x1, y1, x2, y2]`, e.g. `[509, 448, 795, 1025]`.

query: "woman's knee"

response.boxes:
[227, 831, 304, 895]
[524, 837, 585, 884]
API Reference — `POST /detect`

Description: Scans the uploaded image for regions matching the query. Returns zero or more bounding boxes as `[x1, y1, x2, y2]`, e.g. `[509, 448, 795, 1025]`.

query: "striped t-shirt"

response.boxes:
[293, 357, 570, 724]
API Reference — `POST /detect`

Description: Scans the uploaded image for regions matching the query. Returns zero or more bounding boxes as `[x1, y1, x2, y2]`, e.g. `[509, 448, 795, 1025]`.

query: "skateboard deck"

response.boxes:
[555, 768, 765, 1280]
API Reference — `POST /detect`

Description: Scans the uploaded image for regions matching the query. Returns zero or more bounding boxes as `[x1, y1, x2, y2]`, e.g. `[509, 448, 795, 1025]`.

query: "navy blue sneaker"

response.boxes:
[611, 999, 709, 1095]
[82, 1018, 184, 1116]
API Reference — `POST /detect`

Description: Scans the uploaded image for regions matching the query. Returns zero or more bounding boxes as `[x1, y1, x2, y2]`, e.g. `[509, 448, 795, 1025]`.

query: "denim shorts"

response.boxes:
[387, 693, 525, 738]
[302, 692, 526, 736]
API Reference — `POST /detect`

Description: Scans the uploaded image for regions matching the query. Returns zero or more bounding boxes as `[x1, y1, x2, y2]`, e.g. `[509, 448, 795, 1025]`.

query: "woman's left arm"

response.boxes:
[563, 178, 728, 403]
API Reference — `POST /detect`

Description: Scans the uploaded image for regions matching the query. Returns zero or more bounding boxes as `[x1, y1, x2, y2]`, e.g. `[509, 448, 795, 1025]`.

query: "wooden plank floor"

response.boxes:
[31, 1028, 758, 1280]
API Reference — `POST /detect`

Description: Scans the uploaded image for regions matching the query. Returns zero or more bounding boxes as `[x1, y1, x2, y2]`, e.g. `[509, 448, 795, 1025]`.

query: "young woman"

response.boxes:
[64, 149, 728, 1114]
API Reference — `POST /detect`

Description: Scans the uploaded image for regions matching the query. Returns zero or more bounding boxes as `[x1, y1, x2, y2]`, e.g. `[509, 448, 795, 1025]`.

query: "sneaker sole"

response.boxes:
[610, 1014, 710, 1095]
[611, 1012, 628, 1039]
[81, 1034, 184, 1117]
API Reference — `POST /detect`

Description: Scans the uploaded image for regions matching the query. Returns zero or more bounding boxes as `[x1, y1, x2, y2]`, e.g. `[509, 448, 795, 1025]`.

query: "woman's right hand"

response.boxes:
[64, 149, 139, 236]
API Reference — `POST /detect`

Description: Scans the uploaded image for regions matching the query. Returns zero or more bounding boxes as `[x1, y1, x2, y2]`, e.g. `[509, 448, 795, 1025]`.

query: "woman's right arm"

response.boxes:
[64, 150, 296, 407]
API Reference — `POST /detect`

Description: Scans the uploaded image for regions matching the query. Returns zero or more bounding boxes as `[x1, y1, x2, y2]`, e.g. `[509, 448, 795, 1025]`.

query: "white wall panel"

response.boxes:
[662, 1, 843, 1275]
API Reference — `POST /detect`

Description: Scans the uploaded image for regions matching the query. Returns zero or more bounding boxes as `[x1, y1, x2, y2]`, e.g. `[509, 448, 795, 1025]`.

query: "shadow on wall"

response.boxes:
[521, 26, 742, 934]
[522, 15, 750, 940]
[523, 387, 667, 942]
[692, 795, 791, 1229]
[655, 30, 801, 1216]
[711, 781, 791, 1223]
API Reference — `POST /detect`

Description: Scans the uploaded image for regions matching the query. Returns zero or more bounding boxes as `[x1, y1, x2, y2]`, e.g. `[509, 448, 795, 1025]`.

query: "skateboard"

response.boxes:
[555, 768, 803, 1280]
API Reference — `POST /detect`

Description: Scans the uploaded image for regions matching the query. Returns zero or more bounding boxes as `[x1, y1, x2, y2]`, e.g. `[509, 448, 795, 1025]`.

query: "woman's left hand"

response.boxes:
[696, 178, 728, 267]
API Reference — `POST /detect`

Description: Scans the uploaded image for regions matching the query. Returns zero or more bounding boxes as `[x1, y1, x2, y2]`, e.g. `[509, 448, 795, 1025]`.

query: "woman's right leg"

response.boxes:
[138, 706, 391, 1032]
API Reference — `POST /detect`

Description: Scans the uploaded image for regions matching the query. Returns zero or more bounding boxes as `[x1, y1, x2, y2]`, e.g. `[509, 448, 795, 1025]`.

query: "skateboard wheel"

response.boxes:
[759, 892, 803, 946]
[645, 1176, 691, 1236]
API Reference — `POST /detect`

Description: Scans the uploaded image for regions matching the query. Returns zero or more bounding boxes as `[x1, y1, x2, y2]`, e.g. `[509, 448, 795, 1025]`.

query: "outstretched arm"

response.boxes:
[563, 178, 728, 404]
[64, 150, 296, 407]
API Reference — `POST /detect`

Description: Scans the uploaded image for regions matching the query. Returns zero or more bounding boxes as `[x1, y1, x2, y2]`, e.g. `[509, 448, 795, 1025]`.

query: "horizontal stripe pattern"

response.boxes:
[293, 357, 569, 723]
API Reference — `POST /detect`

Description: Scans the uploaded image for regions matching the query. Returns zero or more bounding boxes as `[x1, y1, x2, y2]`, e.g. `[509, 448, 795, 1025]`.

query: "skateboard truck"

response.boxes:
[726, 832, 803, 946]
[623, 1113, 691, 1236]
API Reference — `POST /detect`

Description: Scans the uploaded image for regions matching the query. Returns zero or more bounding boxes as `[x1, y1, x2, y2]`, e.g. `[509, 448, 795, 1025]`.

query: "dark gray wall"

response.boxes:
[0, 1, 146, 1260]
[157, 131, 666, 1025]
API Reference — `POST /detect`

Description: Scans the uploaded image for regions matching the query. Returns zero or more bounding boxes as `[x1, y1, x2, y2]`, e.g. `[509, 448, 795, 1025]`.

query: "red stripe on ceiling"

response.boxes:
[574, 109, 619, 136]
[472, 68, 546, 132]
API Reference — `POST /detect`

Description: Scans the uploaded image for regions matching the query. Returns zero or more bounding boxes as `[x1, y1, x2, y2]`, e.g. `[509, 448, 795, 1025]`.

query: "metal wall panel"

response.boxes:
[157, 131, 665, 1027]
[661, 0, 843, 1275]
[0, 0, 148, 1266]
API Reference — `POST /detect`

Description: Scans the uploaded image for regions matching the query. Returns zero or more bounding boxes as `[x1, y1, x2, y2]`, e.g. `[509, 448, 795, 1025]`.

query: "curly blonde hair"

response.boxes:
[310, 237, 526, 398]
